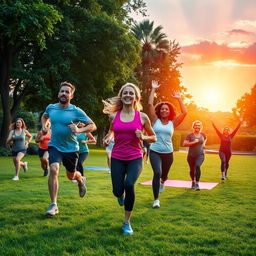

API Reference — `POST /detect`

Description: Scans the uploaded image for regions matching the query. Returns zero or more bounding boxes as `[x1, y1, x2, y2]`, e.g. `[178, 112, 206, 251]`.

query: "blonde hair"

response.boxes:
[192, 120, 203, 131]
[102, 83, 142, 114]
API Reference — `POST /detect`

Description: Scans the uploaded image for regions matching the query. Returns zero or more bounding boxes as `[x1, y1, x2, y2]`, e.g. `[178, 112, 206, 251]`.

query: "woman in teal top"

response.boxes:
[6, 118, 32, 181]
[76, 132, 96, 177]
[148, 81, 187, 208]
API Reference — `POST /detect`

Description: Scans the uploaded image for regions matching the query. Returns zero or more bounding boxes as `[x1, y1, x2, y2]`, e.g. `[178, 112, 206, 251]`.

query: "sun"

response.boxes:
[204, 90, 219, 102]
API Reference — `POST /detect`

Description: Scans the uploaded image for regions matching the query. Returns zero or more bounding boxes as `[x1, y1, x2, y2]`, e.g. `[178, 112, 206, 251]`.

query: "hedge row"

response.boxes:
[173, 132, 256, 152]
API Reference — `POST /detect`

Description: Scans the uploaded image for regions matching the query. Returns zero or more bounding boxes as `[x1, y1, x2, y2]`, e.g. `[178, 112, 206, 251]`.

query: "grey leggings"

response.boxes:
[187, 154, 204, 182]
[110, 157, 143, 211]
[149, 150, 173, 200]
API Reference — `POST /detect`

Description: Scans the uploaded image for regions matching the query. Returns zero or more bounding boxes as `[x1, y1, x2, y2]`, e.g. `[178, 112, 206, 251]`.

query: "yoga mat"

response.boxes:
[140, 179, 219, 190]
[84, 166, 110, 171]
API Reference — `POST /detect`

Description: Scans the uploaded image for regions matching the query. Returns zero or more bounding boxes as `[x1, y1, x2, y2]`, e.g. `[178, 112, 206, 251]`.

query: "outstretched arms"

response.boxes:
[211, 121, 222, 137]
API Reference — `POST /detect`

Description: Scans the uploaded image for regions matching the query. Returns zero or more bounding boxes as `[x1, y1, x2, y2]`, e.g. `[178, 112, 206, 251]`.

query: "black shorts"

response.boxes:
[38, 148, 48, 158]
[12, 150, 27, 157]
[48, 146, 78, 173]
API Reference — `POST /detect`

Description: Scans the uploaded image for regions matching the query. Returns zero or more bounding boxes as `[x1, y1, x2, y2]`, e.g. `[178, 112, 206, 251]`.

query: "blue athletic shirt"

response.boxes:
[44, 103, 91, 152]
[150, 119, 174, 153]
[76, 133, 89, 153]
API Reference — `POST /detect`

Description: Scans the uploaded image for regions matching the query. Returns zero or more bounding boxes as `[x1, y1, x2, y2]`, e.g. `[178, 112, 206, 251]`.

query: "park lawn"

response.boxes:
[0, 150, 255, 256]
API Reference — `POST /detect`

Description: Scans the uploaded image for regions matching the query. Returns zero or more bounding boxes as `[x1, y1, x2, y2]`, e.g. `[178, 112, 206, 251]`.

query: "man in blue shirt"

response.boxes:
[41, 81, 96, 217]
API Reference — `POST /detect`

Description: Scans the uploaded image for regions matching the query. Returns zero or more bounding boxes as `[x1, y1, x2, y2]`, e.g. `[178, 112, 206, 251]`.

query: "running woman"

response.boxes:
[41, 81, 96, 217]
[35, 122, 51, 177]
[183, 120, 207, 191]
[75, 131, 96, 178]
[211, 120, 241, 180]
[6, 118, 32, 181]
[102, 82, 156, 235]
[148, 80, 187, 208]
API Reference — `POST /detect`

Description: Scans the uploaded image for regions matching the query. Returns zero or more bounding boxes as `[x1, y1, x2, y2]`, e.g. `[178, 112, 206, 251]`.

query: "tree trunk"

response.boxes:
[0, 43, 12, 147]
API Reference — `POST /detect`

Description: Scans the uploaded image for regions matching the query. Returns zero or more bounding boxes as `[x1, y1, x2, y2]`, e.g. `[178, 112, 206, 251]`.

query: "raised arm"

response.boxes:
[147, 80, 159, 124]
[230, 121, 242, 138]
[211, 121, 222, 137]
[172, 90, 187, 128]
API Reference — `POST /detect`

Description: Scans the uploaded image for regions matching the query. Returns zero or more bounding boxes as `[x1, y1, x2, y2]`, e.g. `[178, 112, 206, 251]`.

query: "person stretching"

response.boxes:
[211, 120, 241, 180]
[148, 80, 187, 208]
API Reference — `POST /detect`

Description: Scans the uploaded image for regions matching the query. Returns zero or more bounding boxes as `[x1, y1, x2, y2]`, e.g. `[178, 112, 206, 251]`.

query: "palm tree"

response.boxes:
[131, 20, 169, 65]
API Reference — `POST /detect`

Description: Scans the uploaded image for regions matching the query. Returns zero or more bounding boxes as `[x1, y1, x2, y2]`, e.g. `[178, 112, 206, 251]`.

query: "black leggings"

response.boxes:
[77, 152, 89, 176]
[111, 157, 143, 211]
[219, 151, 231, 172]
[149, 150, 173, 200]
[187, 154, 204, 182]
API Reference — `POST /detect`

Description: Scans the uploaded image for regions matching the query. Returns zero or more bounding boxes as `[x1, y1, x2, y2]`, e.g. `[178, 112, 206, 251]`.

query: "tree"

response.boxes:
[0, 0, 62, 146]
[233, 84, 256, 128]
[131, 19, 184, 111]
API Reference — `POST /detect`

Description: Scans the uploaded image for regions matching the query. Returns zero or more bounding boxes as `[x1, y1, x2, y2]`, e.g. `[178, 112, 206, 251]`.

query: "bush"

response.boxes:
[232, 135, 256, 151]
[0, 147, 11, 156]
[27, 143, 38, 155]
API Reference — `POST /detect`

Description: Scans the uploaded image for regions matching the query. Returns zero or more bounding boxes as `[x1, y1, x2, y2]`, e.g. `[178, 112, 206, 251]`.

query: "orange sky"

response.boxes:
[133, 0, 256, 112]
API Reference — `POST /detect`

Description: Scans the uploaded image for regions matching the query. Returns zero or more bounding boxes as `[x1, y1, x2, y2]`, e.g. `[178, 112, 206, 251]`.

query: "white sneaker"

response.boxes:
[152, 199, 160, 208]
[12, 176, 19, 181]
[71, 179, 77, 183]
[45, 203, 59, 217]
[23, 162, 28, 172]
[159, 183, 165, 193]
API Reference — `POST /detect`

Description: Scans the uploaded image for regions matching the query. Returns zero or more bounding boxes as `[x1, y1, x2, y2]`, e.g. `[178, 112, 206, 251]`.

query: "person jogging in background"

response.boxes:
[211, 120, 242, 180]
[41, 81, 96, 217]
[74, 130, 96, 180]
[103, 82, 156, 235]
[183, 120, 207, 191]
[148, 80, 187, 208]
[35, 122, 51, 177]
[6, 118, 32, 181]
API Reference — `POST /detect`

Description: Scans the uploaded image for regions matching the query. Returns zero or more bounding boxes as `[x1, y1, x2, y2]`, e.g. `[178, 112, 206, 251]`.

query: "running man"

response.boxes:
[41, 81, 96, 217]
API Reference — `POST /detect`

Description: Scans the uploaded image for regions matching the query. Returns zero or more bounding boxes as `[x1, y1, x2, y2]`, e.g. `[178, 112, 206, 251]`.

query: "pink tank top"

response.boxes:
[111, 110, 143, 161]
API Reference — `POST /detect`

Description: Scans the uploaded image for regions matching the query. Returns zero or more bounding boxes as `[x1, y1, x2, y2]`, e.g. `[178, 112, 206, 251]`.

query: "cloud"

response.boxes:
[226, 29, 255, 36]
[180, 40, 256, 66]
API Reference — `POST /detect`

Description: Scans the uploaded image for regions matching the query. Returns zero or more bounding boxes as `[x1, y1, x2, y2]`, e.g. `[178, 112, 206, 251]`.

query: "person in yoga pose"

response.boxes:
[148, 80, 187, 208]
[211, 120, 241, 180]
[103, 82, 156, 235]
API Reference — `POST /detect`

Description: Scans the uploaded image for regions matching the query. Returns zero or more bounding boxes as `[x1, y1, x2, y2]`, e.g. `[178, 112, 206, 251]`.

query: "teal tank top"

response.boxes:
[150, 119, 174, 153]
[12, 129, 26, 152]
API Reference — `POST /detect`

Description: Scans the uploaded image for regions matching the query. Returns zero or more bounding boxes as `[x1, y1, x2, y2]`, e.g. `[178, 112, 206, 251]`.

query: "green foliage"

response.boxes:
[0, 152, 256, 255]
[0, 146, 11, 156]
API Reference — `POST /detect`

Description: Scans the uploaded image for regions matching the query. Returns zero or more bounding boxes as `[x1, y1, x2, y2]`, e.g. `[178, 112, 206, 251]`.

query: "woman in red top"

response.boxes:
[35, 122, 51, 177]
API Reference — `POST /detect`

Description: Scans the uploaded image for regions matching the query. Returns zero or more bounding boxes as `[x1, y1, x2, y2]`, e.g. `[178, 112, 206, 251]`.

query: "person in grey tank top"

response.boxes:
[183, 120, 207, 190]
[6, 118, 32, 181]
[148, 80, 187, 209]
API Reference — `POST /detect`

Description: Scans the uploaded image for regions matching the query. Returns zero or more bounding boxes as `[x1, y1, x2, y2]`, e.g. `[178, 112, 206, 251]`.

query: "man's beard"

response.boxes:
[58, 96, 67, 104]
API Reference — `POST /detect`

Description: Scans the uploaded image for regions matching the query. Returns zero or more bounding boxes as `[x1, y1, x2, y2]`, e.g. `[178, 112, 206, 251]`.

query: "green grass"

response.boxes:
[0, 150, 255, 256]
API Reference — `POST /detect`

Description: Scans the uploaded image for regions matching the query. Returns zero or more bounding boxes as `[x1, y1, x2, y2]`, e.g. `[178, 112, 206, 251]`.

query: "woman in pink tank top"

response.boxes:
[103, 83, 156, 235]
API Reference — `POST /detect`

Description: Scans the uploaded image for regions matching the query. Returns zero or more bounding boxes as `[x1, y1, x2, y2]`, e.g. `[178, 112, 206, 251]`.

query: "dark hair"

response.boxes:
[60, 81, 76, 94]
[155, 102, 176, 121]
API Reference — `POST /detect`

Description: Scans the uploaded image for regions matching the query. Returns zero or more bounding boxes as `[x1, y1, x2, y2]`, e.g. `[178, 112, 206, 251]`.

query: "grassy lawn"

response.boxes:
[0, 150, 255, 256]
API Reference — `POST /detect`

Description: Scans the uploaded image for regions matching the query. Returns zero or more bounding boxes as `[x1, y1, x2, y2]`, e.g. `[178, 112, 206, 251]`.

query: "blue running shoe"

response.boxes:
[117, 195, 125, 206]
[122, 222, 133, 235]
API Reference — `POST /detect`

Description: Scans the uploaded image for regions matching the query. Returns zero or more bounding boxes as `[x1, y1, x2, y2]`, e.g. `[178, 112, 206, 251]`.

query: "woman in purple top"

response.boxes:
[103, 83, 156, 235]
[211, 120, 241, 180]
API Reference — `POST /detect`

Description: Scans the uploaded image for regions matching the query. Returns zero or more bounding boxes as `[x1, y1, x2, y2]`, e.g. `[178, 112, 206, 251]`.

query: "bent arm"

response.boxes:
[41, 115, 50, 133]
[173, 98, 187, 128]
[85, 132, 97, 144]
[141, 113, 157, 143]
[6, 131, 13, 145]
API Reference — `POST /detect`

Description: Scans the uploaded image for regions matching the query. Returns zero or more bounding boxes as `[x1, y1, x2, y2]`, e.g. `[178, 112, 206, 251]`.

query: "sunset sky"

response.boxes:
[133, 0, 256, 112]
